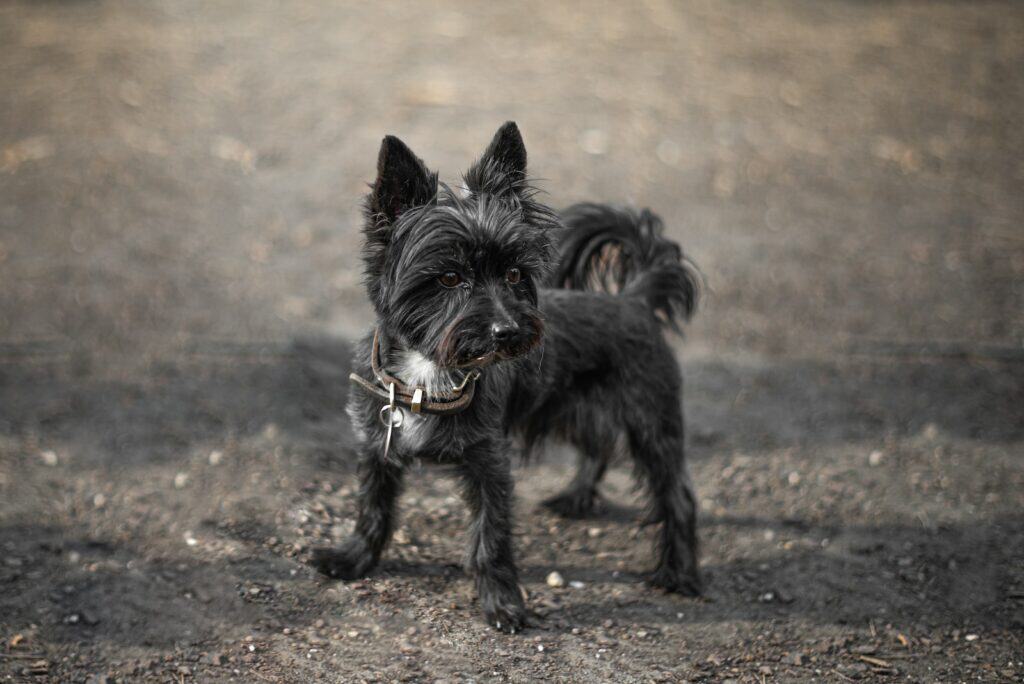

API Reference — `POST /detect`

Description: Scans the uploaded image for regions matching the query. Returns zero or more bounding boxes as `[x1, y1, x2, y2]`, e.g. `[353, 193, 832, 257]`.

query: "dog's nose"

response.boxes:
[491, 321, 518, 342]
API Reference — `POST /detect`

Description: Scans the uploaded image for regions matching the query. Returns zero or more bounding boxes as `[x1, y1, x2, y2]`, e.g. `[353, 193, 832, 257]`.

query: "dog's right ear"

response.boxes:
[369, 135, 436, 225]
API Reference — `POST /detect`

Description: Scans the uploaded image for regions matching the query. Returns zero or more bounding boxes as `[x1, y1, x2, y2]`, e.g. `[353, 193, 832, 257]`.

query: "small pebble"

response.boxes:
[546, 571, 565, 588]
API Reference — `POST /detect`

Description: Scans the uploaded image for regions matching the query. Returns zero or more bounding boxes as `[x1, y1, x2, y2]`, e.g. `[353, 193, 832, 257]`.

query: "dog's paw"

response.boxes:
[480, 584, 528, 634]
[541, 489, 598, 519]
[310, 538, 375, 580]
[484, 602, 528, 634]
[647, 566, 702, 597]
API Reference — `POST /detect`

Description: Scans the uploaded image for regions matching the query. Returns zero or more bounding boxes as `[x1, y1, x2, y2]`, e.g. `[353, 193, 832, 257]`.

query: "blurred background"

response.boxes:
[1, 1, 1022, 682]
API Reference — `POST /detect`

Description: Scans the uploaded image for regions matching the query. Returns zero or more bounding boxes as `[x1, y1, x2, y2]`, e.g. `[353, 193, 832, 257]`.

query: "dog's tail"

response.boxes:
[552, 203, 700, 331]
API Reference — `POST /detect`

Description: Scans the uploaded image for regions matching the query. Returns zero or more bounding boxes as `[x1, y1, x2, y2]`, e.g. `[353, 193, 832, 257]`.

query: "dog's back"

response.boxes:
[512, 202, 700, 449]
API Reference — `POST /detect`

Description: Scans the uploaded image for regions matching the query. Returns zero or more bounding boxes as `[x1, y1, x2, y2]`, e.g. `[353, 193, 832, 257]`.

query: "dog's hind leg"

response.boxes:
[627, 420, 701, 596]
[541, 438, 613, 518]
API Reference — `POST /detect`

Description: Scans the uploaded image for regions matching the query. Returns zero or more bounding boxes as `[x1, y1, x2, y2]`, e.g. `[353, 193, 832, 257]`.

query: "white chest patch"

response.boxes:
[389, 350, 455, 452]
[391, 350, 455, 397]
[397, 410, 434, 452]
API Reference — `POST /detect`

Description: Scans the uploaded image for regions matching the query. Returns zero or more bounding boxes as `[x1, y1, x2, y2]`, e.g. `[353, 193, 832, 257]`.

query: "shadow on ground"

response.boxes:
[2, 335, 1022, 468]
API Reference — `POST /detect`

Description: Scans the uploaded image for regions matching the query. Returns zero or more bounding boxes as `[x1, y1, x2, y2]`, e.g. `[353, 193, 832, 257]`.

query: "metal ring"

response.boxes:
[378, 404, 404, 428]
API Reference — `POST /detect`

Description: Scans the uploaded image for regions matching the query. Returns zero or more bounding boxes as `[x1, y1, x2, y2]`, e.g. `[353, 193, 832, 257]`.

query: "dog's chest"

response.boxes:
[389, 350, 454, 453]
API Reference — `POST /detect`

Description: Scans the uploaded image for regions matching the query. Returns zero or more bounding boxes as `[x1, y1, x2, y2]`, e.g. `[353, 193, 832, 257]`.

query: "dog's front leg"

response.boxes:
[457, 440, 526, 633]
[311, 450, 403, 580]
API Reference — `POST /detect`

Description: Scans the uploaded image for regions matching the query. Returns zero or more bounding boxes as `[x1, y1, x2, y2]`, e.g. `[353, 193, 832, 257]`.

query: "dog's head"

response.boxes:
[361, 122, 557, 368]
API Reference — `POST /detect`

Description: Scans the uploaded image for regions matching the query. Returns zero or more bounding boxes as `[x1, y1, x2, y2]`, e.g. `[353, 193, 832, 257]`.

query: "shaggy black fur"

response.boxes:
[311, 122, 702, 632]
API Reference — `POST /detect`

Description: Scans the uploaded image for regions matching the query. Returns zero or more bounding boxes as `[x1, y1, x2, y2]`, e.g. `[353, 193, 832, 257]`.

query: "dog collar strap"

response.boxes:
[348, 329, 481, 416]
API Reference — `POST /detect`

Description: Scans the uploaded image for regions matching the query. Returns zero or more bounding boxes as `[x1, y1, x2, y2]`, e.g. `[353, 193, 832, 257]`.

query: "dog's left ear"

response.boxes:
[464, 121, 528, 197]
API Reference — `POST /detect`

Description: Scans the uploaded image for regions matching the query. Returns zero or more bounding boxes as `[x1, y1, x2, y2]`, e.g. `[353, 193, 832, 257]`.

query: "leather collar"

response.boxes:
[348, 328, 481, 416]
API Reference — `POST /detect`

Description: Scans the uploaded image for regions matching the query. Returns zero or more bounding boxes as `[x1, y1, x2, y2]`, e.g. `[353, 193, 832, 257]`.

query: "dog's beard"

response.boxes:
[434, 312, 544, 369]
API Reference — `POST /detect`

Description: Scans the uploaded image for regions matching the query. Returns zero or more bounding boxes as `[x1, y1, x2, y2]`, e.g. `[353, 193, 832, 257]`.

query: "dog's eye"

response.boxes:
[439, 272, 462, 288]
[506, 268, 522, 285]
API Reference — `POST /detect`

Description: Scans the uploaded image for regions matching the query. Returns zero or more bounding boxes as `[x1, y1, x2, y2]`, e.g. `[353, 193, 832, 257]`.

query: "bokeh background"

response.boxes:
[1, 2, 1022, 682]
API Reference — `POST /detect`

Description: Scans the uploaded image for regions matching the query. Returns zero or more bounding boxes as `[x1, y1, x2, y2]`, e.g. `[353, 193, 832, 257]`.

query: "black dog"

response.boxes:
[312, 122, 701, 632]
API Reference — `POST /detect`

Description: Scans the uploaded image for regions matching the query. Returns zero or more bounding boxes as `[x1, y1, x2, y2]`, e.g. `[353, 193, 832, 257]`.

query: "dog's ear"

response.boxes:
[369, 135, 436, 225]
[480, 121, 527, 178]
[363, 136, 436, 310]
[464, 121, 527, 197]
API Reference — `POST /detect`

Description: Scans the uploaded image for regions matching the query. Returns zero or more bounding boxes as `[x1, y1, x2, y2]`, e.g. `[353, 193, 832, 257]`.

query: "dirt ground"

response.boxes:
[2, 1, 1023, 682]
